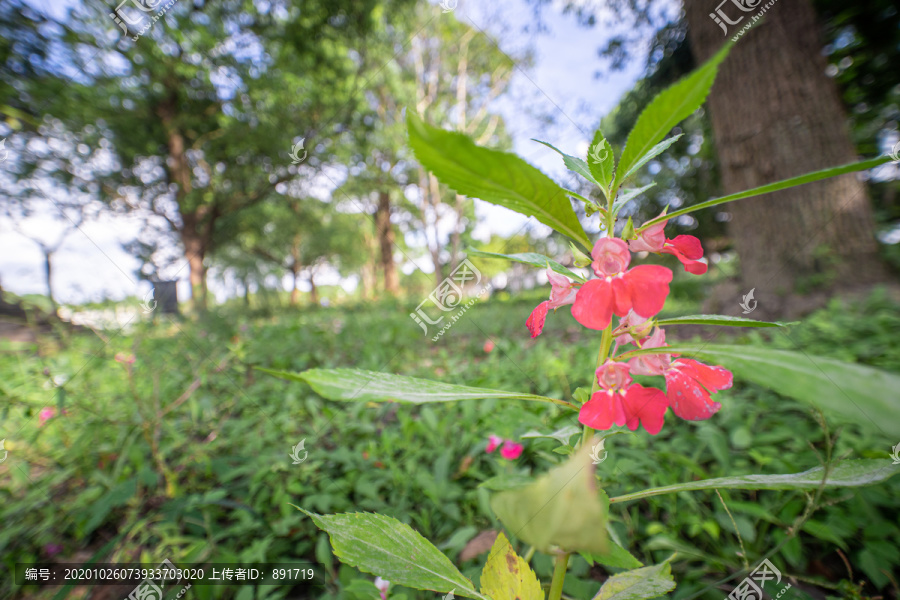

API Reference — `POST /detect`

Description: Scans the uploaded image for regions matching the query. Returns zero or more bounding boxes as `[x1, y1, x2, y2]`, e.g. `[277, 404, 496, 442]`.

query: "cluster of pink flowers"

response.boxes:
[526, 215, 732, 435]
[485, 435, 524, 460]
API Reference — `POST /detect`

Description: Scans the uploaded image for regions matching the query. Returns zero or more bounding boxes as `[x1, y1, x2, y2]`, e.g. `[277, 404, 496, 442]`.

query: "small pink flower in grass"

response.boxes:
[374, 577, 390, 600]
[483, 339, 495, 353]
[114, 352, 136, 365]
[579, 360, 669, 435]
[38, 407, 57, 427]
[485, 435, 503, 453]
[571, 238, 672, 331]
[629, 210, 708, 275]
[499, 440, 524, 460]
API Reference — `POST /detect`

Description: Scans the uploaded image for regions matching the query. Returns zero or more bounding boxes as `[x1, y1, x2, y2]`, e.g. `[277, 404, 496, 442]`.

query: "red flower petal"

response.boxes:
[663, 235, 708, 275]
[526, 301, 550, 338]
[676, 358, 733, 392]
[609, 276, 633, 317]
[665, 367, 722, 421]
[571, 279, 614, 330]
[623, 265, 672, 318]
[579, 390, 626, 430]
[622, 384, 669, 435]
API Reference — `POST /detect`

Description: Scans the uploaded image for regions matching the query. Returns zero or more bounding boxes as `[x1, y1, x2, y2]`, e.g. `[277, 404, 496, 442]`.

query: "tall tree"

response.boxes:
[3, 0, 413, 310]
[684, 0, 886, 314]
[537, 0, 893, 315]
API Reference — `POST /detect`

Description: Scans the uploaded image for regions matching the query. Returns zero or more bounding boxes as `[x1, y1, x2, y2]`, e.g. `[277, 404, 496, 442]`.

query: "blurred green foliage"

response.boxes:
[1, 285, 899, 599]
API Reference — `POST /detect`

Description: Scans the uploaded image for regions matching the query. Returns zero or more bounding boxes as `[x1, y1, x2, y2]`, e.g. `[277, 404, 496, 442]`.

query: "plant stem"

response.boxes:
[548, 552, 570, 600]
[581, 323, 614, 447]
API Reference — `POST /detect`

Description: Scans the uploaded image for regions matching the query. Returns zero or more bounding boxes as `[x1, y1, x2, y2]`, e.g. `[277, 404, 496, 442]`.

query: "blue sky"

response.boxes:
[0, 0, 651, 304]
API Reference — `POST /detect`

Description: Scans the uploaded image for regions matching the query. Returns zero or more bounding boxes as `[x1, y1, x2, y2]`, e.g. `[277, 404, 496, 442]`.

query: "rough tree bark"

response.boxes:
[159, 95, 211, 311]
[685, 0, 886, 317]
[375, 191, 399, 295]
[179, 213, 209, 311]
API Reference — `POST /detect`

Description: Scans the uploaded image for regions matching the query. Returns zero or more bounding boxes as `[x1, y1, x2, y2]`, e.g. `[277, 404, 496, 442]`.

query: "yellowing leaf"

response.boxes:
[479, 532, 543, 600]
[491, 443, 608, 555]
[592, 560, 676, 600]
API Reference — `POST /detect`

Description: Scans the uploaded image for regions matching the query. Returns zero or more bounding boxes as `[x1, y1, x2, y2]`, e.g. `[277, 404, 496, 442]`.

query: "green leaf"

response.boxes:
[654, 315, 794, 328]
[609, 459, 900, 504]
[642, 155, 892, 228]
[612, 183, 656, 215]
[588, 130, 616, 192]
[479, 474, 533, 492]
[616, 43, 732, 189]
[534, 139, 601, 187]
[467, 249, 585, 281]
[491, 443, 609, 554]
[649, 344, 900, 437]
[408, 113, 590, 248]
[299, 510, 487, 599]
[581, 539, 644, 571]
[618, 134, 683, 184]
[521, 425, 583, 445]
[592, 560, 676, 600]
[479, 532, 543, 600]
[260, 367, 576, 409]
[83, 477, 137, 535]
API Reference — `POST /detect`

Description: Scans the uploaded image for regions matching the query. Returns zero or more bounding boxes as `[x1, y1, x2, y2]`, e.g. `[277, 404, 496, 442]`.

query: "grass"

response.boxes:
[1, 285, 899, 599]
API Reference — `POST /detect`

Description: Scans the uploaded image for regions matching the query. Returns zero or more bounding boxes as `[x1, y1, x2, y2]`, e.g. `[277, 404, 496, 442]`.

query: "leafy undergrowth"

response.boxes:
[1, 287, 898, 599]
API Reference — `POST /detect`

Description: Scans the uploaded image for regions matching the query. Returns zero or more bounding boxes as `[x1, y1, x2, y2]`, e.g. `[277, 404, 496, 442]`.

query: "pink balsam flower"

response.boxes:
[571, 238, 672, 331]
[38, 407, 57, 427]
[499, 440, 524, 460]
[114, 352, 136, 365]
[629, 211, 708, 275]
[627, 331, 733, 421]
[526, 268, 579, 338]
[374, 576, 390, 600]
[579, 360, 669, 435]
[485, 435, 503, 453]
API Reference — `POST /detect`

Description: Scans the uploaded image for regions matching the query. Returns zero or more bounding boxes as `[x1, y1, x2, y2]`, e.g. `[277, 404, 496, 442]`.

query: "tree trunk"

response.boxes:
[684, 0, 886, 317]
[309, 273, 319, 305]
[180, 214, 208, 311]
[290, 267, 300, 305]
[375, 191, 399, 296]
[42, 247, 56, 312]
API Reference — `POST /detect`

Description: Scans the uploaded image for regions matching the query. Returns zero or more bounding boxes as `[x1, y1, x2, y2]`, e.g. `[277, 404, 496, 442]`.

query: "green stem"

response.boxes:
[548, 552, 570, 600]
[581, 324, 614, 447]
